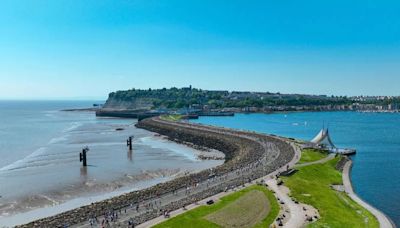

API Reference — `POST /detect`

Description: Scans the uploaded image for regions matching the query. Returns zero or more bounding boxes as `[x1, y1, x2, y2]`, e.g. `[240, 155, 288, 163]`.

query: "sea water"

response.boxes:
[0, 101, 222, 226]
[192, 112, 400, 226]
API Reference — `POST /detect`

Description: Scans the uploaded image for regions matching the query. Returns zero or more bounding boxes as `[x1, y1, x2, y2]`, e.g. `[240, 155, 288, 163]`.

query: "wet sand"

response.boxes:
[14, 116, 296, 227]
[0, 119, 224, 227]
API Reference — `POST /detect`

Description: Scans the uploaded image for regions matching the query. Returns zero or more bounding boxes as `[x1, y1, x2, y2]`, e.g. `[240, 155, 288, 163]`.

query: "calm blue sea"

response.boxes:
[192, 112, 400, 225]
[0, 101, 98, 168]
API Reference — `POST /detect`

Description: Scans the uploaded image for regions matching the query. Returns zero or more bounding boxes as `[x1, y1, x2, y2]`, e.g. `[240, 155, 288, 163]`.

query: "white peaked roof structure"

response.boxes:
[311, 128, 336, 148]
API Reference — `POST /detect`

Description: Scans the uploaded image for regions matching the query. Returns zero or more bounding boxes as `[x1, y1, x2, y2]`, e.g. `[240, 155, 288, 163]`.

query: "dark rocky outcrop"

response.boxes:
[335, 155, 350, 172]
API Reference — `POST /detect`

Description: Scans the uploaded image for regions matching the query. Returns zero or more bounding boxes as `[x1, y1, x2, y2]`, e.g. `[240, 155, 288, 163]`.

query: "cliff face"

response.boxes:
[103, 97, 154, 110]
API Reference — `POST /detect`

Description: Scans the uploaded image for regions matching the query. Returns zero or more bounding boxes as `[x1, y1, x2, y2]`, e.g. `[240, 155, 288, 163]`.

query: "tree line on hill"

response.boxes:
[107, 87, 355, 109]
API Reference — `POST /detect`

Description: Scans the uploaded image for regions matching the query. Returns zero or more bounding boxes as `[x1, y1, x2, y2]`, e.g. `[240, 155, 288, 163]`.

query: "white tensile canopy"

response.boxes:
[311, 128, 336, 148]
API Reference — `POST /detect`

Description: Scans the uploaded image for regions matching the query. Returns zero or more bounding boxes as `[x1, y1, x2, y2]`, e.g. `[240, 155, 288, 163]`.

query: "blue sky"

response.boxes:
[0, 0, 399, 99]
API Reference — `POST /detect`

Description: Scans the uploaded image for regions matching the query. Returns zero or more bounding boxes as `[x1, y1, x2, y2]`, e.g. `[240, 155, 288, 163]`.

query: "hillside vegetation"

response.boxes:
[104, 87, 351, 109]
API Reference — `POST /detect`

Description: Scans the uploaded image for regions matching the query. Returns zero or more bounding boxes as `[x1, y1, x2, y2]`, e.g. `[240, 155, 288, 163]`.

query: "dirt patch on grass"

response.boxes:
[205, 190, 270, 228]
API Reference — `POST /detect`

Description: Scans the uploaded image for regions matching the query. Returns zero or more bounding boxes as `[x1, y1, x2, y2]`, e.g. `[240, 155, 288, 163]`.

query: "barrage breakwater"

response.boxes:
[18, 117, 295, 227]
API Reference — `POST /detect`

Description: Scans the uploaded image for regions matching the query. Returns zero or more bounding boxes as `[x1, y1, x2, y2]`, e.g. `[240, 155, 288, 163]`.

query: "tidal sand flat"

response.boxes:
[0, 101, 223, 227]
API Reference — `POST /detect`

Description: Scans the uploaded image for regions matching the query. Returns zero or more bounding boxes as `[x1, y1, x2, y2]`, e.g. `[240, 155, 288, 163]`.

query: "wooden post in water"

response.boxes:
[127, 136, 134, 150]
[79, 147, 89, 167]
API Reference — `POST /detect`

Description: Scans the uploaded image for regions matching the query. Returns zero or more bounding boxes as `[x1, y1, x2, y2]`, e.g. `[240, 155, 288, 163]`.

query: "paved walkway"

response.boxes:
[73, 123, 298, 228]
[134, 148, 397, 228]
[265, 178, 318, 228]
[138, 148, 396, 228]
[293, 153, 395, 228]
[295, 153, 335, 168]
[342, 161, 395, 228]
[134, 142, 303, 228]
[137, 184, 248, 228]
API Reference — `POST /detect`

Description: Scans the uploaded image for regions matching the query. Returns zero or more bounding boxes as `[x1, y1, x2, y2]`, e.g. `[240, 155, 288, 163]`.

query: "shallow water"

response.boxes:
[0, 101, 223, 226]
[192, 112, 400, 226]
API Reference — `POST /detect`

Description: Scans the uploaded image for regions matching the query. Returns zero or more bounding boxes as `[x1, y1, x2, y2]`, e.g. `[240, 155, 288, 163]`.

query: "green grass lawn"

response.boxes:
[153, 185, 279, 228]
[160, 114, 183, 122]
[282, 157, 379, 228]
[298, 149, 329, 164]
[206, 190, 269, 228]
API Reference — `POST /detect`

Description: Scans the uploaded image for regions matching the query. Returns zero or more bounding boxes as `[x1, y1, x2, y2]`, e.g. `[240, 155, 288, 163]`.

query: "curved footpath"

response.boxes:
[17, 117, 295, 227]
[15, 117, 391, 228]
[137, 131, 303, 228]
[294, 153, 336, 168]
[343, 160, 396, 228]
[265, 178, 318, 228]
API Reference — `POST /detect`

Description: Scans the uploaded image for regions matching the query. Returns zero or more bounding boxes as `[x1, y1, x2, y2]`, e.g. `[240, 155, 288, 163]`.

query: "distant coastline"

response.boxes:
[59, 86, 400, 117]
[61, 107, 100, 112]
[101, 87, 400, 114]
[62, 107, 400, 122]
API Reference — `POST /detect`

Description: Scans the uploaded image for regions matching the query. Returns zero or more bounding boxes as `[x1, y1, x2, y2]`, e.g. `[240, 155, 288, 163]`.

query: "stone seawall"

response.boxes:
[335, 155, 350, 171]
[17, 118, 294, 228]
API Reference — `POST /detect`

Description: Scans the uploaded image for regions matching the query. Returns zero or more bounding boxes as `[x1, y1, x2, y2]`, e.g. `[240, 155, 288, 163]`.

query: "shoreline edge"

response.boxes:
[343, 159, 396, 228]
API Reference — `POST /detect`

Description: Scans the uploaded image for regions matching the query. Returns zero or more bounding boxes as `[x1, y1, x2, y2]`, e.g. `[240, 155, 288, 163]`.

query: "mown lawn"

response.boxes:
[282, 157, 379, 228]
[206, 190, 269, 228]
[153, 185, 279, 228]
[298, 148, 328, 164]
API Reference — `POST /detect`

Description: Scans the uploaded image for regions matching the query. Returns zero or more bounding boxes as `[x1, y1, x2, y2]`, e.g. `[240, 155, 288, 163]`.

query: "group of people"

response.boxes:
[87, 208, 134, 228]
[81, 119, 295, 227]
